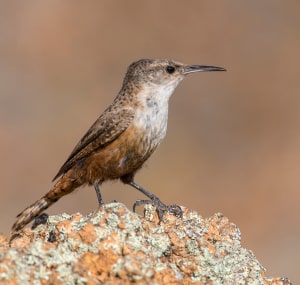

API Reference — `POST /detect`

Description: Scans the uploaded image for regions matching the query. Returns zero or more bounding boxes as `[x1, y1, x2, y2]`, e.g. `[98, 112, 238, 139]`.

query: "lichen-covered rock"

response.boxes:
[0, 203, 291, 284]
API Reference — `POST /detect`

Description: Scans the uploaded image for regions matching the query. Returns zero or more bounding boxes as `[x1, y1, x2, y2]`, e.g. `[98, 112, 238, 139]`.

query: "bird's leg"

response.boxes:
[126, 179, 183, 220]
[93, 182, 104, 205]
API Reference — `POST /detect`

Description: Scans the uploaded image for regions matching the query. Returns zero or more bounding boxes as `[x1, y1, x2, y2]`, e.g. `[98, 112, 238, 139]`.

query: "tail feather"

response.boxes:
[12, 196, 54, 233]
[11, 172, 78, 234]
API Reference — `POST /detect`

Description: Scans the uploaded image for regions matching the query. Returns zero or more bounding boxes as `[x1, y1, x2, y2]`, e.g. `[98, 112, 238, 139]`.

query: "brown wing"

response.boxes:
[53, 106, 135, 181]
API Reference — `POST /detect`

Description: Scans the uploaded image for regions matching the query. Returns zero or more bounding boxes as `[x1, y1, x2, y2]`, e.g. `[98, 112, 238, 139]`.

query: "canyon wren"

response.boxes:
[11, 59, 226, 234]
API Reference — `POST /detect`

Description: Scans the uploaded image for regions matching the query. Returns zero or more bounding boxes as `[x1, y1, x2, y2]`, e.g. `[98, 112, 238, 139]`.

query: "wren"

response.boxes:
[11, 59, 226, 234]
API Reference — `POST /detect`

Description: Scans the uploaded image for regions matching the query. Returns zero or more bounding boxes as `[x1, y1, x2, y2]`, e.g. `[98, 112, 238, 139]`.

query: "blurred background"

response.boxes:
[0, 1, 299, 283]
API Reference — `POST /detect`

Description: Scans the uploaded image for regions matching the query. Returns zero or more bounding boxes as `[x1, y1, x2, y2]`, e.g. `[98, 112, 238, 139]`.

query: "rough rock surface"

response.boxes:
[0, 203, 292, 284]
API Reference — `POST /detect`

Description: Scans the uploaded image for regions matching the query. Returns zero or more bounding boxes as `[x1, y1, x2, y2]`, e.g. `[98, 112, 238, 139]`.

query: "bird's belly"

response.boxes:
[114, 123, 164, 171]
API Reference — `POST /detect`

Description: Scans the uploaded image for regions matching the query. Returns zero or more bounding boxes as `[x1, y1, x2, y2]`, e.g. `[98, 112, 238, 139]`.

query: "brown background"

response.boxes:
[0, 1, 299, 283]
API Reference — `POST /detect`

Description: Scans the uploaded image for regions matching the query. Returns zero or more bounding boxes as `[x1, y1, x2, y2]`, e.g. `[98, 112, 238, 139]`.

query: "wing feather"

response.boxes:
[53, 106, 134, 180]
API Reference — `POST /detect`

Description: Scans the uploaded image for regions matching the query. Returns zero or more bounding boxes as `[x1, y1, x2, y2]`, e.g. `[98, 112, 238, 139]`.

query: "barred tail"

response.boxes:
[11, 171, 79, 234]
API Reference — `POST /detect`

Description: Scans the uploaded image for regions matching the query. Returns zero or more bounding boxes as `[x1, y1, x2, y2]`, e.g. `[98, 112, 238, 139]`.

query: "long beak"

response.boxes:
[183, 65, 226, 74]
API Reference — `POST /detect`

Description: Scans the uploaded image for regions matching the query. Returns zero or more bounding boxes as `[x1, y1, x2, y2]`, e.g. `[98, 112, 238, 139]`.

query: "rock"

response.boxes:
[0, 203, 292, 284]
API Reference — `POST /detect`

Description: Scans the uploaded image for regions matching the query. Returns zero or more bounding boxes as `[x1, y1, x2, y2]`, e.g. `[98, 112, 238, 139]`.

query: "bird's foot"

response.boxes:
[133, 196, 183, 220]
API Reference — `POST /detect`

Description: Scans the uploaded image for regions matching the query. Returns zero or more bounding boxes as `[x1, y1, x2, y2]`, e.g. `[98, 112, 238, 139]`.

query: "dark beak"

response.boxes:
[183, 65, 226, 74]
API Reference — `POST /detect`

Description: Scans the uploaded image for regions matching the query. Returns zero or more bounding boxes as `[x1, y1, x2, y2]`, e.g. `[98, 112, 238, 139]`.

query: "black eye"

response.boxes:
[166, 65, 175, 74]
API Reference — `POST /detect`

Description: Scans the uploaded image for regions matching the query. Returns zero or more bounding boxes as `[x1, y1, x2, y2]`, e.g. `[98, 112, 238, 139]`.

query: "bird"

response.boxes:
[11, 58, 226, 235]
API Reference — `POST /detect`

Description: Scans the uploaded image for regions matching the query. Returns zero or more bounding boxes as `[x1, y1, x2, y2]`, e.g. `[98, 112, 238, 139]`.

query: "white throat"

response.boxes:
[133, 80, 179, 145]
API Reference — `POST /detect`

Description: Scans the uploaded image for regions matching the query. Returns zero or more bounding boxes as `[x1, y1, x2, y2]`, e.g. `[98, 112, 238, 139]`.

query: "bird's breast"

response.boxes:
[81, 98, 170, 182]
[133, 96, 169, 149]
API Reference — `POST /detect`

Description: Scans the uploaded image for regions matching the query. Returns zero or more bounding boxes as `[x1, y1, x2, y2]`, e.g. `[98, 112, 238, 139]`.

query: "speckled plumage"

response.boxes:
[11, 59, 225, 235]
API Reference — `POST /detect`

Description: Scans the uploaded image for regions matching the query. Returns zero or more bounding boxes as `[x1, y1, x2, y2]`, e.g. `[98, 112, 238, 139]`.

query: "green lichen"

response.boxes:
[1, 202, 271, 284]
[185, 239, 200, 256]
[148, 233, 170, 258]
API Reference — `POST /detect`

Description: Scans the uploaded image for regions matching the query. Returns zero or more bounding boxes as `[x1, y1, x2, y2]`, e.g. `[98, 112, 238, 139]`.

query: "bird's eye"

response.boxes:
[166, 65, 175, 74]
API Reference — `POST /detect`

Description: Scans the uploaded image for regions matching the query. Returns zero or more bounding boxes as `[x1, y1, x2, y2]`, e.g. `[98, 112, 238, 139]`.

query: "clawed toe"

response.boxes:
[128, 180, 183, 220]
[165, 204, 183, 218]
[133, 198, 183, 220]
